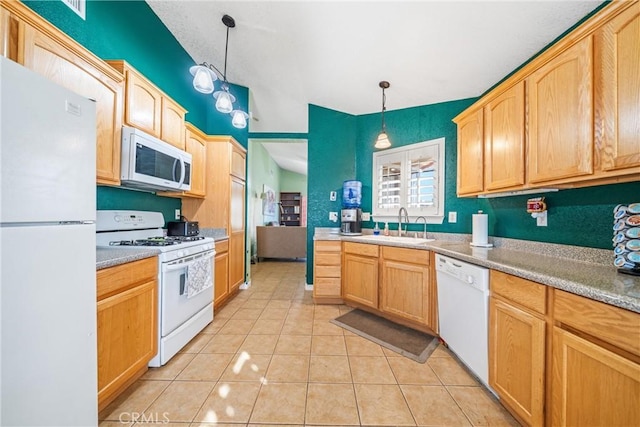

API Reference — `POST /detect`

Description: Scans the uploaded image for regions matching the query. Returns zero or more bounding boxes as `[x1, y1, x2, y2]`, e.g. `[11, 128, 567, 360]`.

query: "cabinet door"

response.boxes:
[598, 3, 640, 172]
[160, 97, 186, 149]
[21, 24, 123, 185]
[489, 297, 545, 427]
[484, 82, 525, 191]
[528, 36, 594, 183]
[97, 279, 157, 407]
[230, 144, 246, 180]
[214, 240, 229, 308]
[551, 327, 640, 426]
[456, 109, 484, 195]
[380, 249, 430, 326]
[124, 68, 162, 138]
[184, 128, 207, 197]
[342, 253, 378, 308]
[229, 177, 245, 291]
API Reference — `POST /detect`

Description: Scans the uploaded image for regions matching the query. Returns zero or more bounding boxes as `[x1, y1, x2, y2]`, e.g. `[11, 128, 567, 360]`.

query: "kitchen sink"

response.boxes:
[355, 235, 435, 245]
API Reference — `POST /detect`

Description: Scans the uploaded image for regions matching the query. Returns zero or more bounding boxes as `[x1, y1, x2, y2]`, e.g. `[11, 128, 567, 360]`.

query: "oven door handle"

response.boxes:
[163, 250, 215, 272]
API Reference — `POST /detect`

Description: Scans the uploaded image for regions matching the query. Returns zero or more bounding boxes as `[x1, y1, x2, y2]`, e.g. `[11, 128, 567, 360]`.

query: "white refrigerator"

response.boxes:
[0, 57, 98, 425]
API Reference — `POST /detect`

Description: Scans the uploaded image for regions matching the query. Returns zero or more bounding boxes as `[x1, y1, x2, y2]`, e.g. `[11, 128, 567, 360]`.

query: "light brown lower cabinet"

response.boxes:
[214, 238, 230, 309]
[551, 289, 640, 427]
[313, 240, 342, 303]
[488, 271, 640, 427]
[380, 246, 432, 328]
[96, 258, 157, 411]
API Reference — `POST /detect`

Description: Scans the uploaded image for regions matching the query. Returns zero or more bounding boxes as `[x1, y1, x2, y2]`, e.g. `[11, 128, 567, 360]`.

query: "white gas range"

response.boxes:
[96, 210, 215, 367]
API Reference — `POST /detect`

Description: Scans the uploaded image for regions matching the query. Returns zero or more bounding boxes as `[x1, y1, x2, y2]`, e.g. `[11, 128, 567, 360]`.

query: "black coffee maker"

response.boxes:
[340, 208, 362, 235]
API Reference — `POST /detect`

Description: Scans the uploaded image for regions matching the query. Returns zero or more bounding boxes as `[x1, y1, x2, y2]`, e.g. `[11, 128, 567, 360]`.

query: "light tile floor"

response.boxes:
[100, 261, 519, 427]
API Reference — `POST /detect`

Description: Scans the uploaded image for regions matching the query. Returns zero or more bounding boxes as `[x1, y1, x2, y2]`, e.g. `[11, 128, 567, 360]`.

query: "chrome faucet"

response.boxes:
[415, 216, 427, 239]
[398, 207, 409, 236]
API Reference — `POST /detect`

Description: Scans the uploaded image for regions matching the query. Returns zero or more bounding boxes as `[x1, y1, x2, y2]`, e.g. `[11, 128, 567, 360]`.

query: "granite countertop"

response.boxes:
[96, 247, 160, 270]
[314, 231, 640, 313]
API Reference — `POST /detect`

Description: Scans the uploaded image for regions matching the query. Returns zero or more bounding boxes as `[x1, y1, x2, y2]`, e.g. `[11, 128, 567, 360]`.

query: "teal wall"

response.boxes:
[24, 0, 249, 217]
[306, 105, 357, 282]
[96, 186, 180, 227]
[355, 98, 478, 235]
[280, 170, 307, 196]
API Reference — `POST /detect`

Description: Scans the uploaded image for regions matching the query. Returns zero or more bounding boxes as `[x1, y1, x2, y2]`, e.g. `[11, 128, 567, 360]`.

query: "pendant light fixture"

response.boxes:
[375, 81, 392, 149]
[189, 14, 249, 129]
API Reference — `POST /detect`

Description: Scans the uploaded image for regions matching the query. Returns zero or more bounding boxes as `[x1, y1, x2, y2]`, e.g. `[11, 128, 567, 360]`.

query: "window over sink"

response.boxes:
[372, 138, 445, 224]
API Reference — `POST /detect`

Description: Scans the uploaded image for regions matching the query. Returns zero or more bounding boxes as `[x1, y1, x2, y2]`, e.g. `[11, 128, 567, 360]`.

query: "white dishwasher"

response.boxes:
[435, 253, 491, 389]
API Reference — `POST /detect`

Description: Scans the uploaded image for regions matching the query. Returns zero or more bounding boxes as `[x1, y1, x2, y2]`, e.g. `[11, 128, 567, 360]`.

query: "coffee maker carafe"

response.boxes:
[340, 208, 362, 235]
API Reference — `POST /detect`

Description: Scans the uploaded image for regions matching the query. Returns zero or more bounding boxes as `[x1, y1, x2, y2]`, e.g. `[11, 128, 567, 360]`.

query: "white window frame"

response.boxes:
[372, 137, 445, 224]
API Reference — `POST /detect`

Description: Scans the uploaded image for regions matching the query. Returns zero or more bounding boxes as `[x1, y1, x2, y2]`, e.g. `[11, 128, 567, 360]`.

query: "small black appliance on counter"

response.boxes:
[167, 221, 199, 237]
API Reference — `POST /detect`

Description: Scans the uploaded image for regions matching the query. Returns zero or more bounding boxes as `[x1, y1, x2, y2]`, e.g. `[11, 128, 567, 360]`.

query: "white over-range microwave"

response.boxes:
[120, 126, 192, 192]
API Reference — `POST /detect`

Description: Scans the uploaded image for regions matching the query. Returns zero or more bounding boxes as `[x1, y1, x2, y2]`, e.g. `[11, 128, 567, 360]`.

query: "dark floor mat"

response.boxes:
[331, 309, 439, 363]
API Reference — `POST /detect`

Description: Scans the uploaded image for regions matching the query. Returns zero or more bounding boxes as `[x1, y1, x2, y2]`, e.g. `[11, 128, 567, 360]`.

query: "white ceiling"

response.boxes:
[259, 140, 308, 176]
[147, 0, 601, 135]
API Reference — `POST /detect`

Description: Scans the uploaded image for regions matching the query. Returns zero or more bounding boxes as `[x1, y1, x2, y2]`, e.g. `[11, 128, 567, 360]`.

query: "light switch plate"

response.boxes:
[175, 209, 181, 220]
[330, 191, 337, 201]
[362, 212, 371, 221]
[329, 211, 338, 222]
[448, 211, 457, 223]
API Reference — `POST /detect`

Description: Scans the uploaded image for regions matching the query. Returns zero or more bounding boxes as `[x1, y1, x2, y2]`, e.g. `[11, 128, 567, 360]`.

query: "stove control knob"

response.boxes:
[114, 215, 121, 222]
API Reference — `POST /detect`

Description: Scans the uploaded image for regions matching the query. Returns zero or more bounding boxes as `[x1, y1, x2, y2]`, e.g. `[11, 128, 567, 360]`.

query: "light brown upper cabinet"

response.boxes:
[484, 82, 525, 191]
[527, 36, 594, 184]
[18, 14, 123, 186]
[596, 2, 640, 173]
[455, 108, 484, 196]
[453, 0, 639, 196]
[108, 60, 186, 150]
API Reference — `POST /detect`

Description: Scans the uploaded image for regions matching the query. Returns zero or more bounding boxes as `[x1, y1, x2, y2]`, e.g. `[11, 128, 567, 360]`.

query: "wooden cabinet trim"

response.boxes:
[381, 245, 429, 265]
[97, 257, 157, 300]
[315, 240, 342, 252]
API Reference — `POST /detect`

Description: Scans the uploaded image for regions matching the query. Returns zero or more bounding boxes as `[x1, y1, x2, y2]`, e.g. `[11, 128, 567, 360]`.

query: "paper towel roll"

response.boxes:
[471, 211, 492, 247]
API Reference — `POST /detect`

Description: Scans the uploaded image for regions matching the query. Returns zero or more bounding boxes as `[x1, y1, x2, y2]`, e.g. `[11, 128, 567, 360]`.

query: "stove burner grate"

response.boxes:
[108, 235, 205, 247]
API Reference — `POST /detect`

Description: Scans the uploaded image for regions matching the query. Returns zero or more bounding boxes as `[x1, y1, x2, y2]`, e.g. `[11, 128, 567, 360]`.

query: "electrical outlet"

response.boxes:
[362, 212, 371, 221]
[330, 191, 337, 201]
[536, 211, 548, 227]
[175, 209, 181, 220]
[448, 211, 457, 223]
[329, 211, 338, 222]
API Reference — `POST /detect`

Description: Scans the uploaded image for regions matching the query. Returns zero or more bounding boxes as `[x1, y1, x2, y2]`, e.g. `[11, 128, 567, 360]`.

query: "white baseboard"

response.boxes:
[305, 283, 313, 291]
[240, 281, 251, 290]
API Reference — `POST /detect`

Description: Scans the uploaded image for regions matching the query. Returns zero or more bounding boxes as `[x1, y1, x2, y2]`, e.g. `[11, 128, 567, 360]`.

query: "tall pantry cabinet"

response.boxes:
[182, 136, 247, 308]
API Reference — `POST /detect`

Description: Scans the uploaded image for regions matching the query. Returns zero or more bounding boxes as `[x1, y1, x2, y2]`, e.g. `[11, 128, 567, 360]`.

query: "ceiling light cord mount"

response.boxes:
[375, 81, 391, 149]
[189, 14, 249, 129]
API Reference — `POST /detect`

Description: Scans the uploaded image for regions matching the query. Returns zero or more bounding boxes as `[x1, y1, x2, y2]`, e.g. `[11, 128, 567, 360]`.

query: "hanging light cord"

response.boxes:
[222, 24, 230, 83]
[380, 87, 387, 132]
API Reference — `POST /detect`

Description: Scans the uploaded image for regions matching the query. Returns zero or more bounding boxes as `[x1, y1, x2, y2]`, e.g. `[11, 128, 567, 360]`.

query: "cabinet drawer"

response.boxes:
[314, 278, 341, 296]
[315, 240, 341, 252]
[97, 257, 157, 301]
[316, 265, 341, 278]
[215, 238, 229, 253]
[491, 270, 546, 314]
[315, 252, 341, 266]
[554, 289, 640, 357]
[382, 246, 429, 265]
[343, 242, 378, 257]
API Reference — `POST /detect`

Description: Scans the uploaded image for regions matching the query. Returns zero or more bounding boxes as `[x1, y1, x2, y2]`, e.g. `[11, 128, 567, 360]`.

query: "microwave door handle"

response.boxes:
[172, 158, 180, 183]
[179, 157, 185, 185]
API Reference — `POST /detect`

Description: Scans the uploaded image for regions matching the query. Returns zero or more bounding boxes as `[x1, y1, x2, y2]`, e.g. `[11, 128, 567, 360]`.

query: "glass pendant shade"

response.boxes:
[231, 110, 249, 129]
[214, 89, 236, 114]
[375, 131, 391, 149]
[189, 65, 217, 94]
